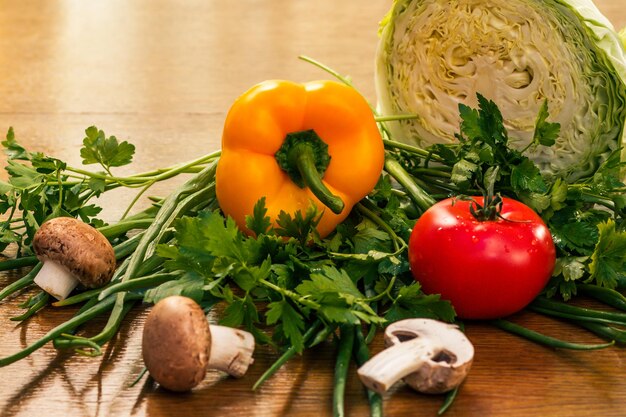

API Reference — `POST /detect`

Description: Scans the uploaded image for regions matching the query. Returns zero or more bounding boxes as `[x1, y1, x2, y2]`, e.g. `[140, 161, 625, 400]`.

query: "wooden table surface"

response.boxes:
[0, 1, 625, 416]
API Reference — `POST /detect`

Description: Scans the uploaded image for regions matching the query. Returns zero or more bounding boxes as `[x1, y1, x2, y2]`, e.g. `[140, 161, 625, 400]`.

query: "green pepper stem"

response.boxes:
[275, 130, 345, 214]
[291, 143, 344, 214]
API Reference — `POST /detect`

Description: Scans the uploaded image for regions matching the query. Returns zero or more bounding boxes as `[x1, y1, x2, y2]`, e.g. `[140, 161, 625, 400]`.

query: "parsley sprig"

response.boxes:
[0, 126, 217, 257]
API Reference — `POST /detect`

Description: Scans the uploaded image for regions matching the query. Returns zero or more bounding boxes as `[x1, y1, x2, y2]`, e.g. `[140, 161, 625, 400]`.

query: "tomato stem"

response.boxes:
[467, 193, 503, 221]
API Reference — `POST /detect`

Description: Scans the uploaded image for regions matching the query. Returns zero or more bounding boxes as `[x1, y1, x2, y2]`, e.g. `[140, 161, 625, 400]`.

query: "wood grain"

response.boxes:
[1, 1, 625, 416]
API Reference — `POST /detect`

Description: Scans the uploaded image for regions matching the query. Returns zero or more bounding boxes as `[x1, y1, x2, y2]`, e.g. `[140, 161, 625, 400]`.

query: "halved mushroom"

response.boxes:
[142, 295, 255, 392]
[32, 217, 116, 300]
[357, 318, 474, 395]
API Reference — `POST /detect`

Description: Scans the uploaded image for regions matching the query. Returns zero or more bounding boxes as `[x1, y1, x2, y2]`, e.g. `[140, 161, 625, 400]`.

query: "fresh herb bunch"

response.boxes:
[0, 126, 216, 258]
[0, 127, 121, 254]
[154, 197, 454, 352]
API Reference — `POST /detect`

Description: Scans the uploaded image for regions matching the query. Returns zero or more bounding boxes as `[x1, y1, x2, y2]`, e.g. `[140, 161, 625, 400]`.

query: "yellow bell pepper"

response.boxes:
[216, 80, 384, 238]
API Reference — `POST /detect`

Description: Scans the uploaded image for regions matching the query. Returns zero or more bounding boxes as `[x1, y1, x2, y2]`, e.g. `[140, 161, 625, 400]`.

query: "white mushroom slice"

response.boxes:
[357, 318, 474, 395]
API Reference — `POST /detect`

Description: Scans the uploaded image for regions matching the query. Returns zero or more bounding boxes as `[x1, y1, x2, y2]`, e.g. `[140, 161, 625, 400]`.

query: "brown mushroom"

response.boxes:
[32, 217, 116, 301]
[357, 318, 474, 395]
[142, 295, 255, 392]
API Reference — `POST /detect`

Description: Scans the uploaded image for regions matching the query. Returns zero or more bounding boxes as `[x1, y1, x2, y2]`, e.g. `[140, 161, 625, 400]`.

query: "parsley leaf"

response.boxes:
[588, 220, 626, 288]
[266, 300, 305, 352]
[2, 127, 31, 160]
[275, 204, 321, 244]
[384, 283, 455, 323]
[532, 100, 560, 147]
[245, 197, 273, 236]
[143, 272, 203, 304]
[80, 126, 135, 171]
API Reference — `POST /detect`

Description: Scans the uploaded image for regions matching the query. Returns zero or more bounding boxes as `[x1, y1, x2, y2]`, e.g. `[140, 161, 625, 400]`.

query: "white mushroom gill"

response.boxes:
[357, 318, 474, 394]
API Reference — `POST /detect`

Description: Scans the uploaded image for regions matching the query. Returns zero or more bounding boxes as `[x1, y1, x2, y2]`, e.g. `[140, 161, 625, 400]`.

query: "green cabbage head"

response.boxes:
[376, 0, 626, 181]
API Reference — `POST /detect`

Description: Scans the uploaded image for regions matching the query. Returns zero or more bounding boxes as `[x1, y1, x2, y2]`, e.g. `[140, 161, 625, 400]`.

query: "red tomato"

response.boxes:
[408, 196, 556, 319]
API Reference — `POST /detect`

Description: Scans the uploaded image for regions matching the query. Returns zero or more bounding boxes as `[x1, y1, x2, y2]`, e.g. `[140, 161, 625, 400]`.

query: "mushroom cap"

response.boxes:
[142, 296, 211, 392]
[33, 217, 116, 288]
[384, 319, 474, 394]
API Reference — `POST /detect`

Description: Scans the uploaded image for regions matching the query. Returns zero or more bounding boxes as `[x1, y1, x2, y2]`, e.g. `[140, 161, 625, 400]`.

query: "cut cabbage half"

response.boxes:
[376, 0, 626, 181]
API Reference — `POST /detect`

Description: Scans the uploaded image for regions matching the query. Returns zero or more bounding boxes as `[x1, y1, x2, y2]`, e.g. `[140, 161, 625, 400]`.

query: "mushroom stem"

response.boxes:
[33, 261, 79, 301]
[207, 324, 255, 378]
[357, 338, 437, 394]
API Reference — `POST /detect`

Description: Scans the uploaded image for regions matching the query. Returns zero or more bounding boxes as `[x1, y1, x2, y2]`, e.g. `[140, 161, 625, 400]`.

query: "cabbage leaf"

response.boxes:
[376, 0, 626, 181]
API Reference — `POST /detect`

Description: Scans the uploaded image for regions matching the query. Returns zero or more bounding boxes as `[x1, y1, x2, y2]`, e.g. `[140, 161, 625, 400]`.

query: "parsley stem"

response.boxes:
[333, 324, 355, 417]
[385, 156, 436, 212]
[375, 114, 418, 123]
[64, 151, 219, 185]
[577, 192, 615, 211]
[120, 180, 156, 220]
[259, 279, 321, 310]
[298, 55, 353, 88]
[411, 167, 452, 177]
[356, 202, 406, 253]
[55, 169, 64, 214]
[122, 151, 219, 180]
[128, 366, 149, 388]
[252, 319, 324, 391]
[383, 139, 444, 162]
[364, 275, 396, 303]
[491, 319, 614, 350]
